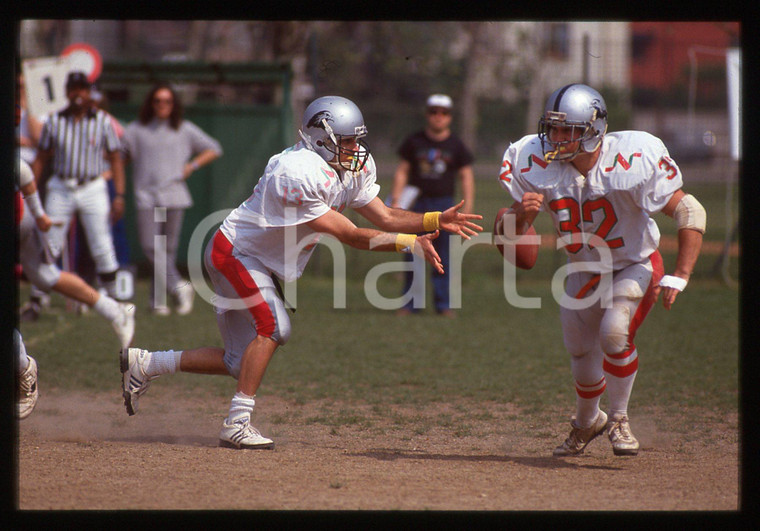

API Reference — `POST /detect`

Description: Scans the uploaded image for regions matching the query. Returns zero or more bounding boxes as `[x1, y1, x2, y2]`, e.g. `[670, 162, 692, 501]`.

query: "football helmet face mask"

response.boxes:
[299, 96, 370, 172]
[538, 83, 608, 162]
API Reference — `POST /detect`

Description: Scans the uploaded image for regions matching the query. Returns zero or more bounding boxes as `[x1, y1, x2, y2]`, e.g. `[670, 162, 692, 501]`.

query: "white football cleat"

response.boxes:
[17, 356, 39, 420]
[607, 413, 640, 456]
[120, 347, 155, 416]
[112, 303, 135, 350]
[219, 417, 274, 450]
[173, 281, 195, 316]
[553, 410, 608, 457]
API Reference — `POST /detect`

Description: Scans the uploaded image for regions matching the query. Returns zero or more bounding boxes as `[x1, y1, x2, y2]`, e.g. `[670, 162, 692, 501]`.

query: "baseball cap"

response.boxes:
[426, 94, 453, 109]
[66, 71, 91, 89]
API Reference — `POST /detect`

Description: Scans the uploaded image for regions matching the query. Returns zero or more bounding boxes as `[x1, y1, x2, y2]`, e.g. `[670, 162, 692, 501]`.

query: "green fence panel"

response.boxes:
[101, 61, 293, 268]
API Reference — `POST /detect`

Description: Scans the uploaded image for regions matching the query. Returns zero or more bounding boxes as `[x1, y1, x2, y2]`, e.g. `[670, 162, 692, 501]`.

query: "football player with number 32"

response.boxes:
[120, 96, 483, 450]
[496, 84, 704, 457]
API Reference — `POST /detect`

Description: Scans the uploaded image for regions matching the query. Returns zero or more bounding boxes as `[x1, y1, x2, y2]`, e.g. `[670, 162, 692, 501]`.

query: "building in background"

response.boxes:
[18, 20, 739, 162]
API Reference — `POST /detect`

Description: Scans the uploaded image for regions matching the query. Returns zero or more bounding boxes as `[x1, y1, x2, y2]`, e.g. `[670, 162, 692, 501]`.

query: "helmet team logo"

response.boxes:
[299, 96, 370, 173]
[307, 110, 332, 130]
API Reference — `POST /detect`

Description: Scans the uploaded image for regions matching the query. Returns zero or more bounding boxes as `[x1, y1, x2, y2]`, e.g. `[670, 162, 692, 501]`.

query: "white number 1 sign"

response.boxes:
[22, 56, 72, 119]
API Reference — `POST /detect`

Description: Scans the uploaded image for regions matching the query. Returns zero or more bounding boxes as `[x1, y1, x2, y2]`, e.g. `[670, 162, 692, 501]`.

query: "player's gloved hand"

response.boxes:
[439, 200, 483, 240]
[415, 231, 444, 274]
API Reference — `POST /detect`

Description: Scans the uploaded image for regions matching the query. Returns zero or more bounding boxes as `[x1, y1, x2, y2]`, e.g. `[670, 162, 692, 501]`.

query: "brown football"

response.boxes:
[493, 207, 539, 270]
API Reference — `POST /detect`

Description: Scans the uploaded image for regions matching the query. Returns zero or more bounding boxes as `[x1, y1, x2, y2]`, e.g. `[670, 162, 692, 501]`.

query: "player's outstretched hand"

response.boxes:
[415, 231, 444, 274]
[439, 200, 483, 240]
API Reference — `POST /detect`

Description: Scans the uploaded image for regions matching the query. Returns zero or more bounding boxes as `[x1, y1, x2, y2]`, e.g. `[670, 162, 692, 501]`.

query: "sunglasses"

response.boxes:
[428, 108, 451, 116]
[153, 97, 174, 105]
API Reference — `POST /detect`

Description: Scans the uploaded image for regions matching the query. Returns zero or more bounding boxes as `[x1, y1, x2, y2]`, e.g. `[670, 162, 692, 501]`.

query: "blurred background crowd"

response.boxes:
[16, 20, 741, 289]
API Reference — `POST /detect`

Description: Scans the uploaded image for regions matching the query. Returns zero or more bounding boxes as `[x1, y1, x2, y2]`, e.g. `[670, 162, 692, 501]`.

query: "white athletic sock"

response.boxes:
[145, 350, 182, 377]
[92, 294, 121, 322]
[570, 348, 605, 427]
[604, 348, 638, 418]
[14, 329, 29, 373]
[574, 377, 606, 427]
[228, 392, 256, 424]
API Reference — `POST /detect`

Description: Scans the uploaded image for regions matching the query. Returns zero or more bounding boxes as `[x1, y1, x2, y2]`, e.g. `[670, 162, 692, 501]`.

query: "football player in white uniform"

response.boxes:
[497, 84, 705, 456]
[120, 96, 483, 449]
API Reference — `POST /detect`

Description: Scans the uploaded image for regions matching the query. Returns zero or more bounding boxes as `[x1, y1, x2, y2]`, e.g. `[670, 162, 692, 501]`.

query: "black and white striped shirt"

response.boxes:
[39, 107, 121, 183]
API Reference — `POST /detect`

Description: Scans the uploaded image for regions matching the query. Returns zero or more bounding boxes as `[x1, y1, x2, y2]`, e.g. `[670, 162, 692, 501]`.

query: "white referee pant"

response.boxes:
[44, 175, 119, 275]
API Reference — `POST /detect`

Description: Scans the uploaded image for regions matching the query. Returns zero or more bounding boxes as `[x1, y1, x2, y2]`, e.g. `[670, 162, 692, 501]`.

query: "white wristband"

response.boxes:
[24, 191, 46, 219]
[659, 275, 688, 292]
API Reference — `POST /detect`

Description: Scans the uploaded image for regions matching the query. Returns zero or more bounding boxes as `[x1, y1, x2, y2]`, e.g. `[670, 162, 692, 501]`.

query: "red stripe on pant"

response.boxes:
[602, 250, 664, 378]
[210, 230, 276, 339]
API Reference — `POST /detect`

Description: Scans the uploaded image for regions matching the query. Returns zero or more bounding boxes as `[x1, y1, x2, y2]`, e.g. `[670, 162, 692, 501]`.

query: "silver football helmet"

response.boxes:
[538, 83, 608, 162]
[299, 96, 370, 172]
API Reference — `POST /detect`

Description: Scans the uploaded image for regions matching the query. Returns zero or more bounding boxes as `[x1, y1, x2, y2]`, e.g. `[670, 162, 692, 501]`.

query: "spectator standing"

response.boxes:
[26, 71, 127, 321]
[122, 83, 223, 316]
[73, 87, 133, 307]
[390, 94, 475, 317]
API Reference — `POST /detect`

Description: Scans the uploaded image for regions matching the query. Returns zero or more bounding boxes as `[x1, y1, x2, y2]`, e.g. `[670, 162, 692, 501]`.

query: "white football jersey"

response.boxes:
[499, 131, 683, 269]
[221, 141, 380, 281]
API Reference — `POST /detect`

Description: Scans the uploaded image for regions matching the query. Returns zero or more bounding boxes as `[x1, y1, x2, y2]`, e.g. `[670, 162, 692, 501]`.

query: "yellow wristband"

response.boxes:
[423, 211, 441, 232]
[395, 233, 416, 253]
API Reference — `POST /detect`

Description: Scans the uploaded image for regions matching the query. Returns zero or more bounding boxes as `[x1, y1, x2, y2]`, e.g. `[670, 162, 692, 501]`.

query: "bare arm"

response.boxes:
[30, 148, 52, 183]
[17, 113, 43, 148]
[356, 196, 483, 238]
[306, 207, 444, 273]
[389, 160, 411, 208]
[459, 164, 475, 215]
[183, 148, 222, 179]
[655, 189, 704, 310]
[19, 179, 52, 232]
[108, 150, 127, 222]
[355, 196, 426, 233]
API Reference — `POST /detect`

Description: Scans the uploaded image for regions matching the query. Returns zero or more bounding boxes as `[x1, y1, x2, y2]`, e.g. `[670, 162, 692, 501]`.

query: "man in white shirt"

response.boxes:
[497, 83, 705, 457]
[120, 96, 483, 449]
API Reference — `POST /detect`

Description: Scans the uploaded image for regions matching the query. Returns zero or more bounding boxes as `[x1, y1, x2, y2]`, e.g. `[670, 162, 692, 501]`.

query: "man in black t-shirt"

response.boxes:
[390, 94, 475, 316]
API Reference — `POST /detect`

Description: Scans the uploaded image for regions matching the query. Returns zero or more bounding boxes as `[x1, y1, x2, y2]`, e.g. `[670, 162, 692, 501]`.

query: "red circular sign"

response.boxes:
[61, 43, 103, 83]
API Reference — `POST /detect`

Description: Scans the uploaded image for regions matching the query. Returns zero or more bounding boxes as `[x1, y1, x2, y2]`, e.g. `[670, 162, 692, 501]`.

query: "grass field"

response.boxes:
[17, 178, 740, 438]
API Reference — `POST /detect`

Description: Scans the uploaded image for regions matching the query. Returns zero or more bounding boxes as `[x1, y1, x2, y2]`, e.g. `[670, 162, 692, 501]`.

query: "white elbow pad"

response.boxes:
[18, 159, 35, 188]
[673, 194, 706, 234]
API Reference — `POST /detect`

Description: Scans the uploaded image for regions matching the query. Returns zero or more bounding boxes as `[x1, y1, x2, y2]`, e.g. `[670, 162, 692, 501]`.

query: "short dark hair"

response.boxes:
[66, 71, 91, 90]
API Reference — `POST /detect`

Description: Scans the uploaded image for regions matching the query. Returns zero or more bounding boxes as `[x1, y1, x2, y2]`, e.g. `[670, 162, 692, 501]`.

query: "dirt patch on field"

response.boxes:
[16, 387, 739, 511]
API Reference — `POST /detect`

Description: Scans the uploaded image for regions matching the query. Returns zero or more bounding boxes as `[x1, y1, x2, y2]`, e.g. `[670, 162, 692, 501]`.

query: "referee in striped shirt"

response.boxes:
[28, 71, 127, 312]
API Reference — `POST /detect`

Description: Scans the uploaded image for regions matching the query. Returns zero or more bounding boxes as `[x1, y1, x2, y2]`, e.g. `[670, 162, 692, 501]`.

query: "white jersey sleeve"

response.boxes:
[628, 133, 684, 214]
[346, 155, 380, 209]
[498, 135, 543, 206]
